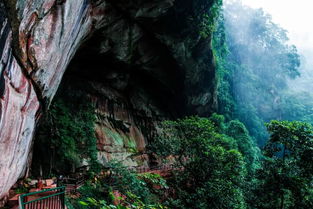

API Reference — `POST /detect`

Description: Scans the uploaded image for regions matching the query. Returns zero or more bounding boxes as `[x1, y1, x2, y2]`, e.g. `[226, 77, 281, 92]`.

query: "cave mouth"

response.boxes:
[30, 26, 187, 178]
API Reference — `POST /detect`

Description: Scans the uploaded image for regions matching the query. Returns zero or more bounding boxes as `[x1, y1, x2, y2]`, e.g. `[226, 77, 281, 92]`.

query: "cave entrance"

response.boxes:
[30, 25, 185, 178]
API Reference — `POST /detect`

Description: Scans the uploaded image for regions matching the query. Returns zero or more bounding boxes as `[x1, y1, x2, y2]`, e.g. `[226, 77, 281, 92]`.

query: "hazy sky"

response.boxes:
[240, 0, 313, 50]
[237, 0, 313, 91]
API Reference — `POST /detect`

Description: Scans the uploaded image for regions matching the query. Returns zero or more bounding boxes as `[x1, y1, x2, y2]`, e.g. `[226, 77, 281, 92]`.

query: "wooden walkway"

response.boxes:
[7, 164, 177, 208]
[129, 164, 180, 177]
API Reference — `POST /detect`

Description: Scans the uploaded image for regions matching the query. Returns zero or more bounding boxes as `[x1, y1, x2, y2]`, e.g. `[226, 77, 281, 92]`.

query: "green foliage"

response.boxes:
[214, 1, 301, 146]
[137, 173, 169, 190]
[254, 121, 313, 209]
[226, 120, 260, 175]
[67, 181, 107, 209]
[212, 12, 235, 121]
[15, 186, 29, 194]
[149, 117, 313, 208]
[51, 98, 95, 164]
[281, 92, 313, 124]
[33, 86, 99, 176]
[151, 116, 252, 209]
[67, 162, 167, 209]
[107, 162, 158, 204]
[208, 113, 226, 132]
[77, 194, 166, 209]
[212, 2, 313, 208]
[199, 0, 223, 38]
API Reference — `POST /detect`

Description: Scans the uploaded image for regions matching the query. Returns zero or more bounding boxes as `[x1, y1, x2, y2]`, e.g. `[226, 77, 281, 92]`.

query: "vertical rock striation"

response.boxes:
[0, 6, 40, 199]
[0, 0, 108, 201]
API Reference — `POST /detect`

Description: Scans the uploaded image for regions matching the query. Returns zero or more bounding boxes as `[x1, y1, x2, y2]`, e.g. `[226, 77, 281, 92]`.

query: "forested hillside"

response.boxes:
[215, 1, 301, 145]
[64, 1, 313, 208]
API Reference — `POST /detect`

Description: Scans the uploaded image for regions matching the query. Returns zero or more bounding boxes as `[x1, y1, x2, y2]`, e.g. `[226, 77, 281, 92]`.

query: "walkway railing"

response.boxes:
[128, 164, 175, 173]
[19, 186, 65, 209]
[59, 175, 86, 193]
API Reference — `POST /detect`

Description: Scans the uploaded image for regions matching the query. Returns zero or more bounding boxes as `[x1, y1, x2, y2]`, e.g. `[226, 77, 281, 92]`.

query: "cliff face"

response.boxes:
[0, 0, 217, 201]
[0, 1, 40, 199]
[0, 0, 108, 200]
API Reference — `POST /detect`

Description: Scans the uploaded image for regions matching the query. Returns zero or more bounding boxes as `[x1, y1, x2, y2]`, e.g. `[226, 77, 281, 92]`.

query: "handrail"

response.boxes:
[20, 186, 65, 197]
[19, 186, 65, 209]
[22, 191, 65, 204]
[59, 175, 86, 193]
[128, 164, 176, 173]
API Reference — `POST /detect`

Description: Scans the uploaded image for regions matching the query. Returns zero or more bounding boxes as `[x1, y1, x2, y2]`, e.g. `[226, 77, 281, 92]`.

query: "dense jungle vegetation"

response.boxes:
[32, 0, 313, 208]
[65, 116, 313, 209]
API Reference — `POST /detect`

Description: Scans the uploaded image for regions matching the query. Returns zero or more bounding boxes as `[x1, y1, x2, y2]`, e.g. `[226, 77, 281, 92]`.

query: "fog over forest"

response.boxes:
[238, 0, 313, 97]
[215, 0, 313, 147]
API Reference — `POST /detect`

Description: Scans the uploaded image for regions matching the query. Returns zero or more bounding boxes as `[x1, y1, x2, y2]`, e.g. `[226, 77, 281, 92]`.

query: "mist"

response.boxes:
[217, 0, 313, 145]
[238, 0, 313, 102]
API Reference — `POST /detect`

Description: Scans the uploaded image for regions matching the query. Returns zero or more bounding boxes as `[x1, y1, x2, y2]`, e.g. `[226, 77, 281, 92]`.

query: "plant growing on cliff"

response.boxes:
[33, 87, 100, 176]
[199, 0, 223, 38]
[212, 13, 235, 121]
[50, 97, 99, 169]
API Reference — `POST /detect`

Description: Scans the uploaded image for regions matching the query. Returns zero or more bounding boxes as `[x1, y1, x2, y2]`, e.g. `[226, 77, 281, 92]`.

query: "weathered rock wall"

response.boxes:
[0, 0, 218, 202]
[0, 0, 108, 201]
[0, 1, 40, 200]
[92, 89, 154, 168]
[0, 4, 40, 199]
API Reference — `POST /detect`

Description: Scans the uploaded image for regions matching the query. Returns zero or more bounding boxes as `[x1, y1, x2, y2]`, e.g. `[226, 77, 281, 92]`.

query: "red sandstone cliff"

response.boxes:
[0, 0, 217, 202]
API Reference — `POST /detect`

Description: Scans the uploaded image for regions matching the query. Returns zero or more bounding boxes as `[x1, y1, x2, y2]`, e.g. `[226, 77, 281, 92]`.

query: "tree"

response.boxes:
[150, 117, 248, 209]
[215, 1, 301, 146]
[226, 120, 260, 175]
[255, 121, 313, 209]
